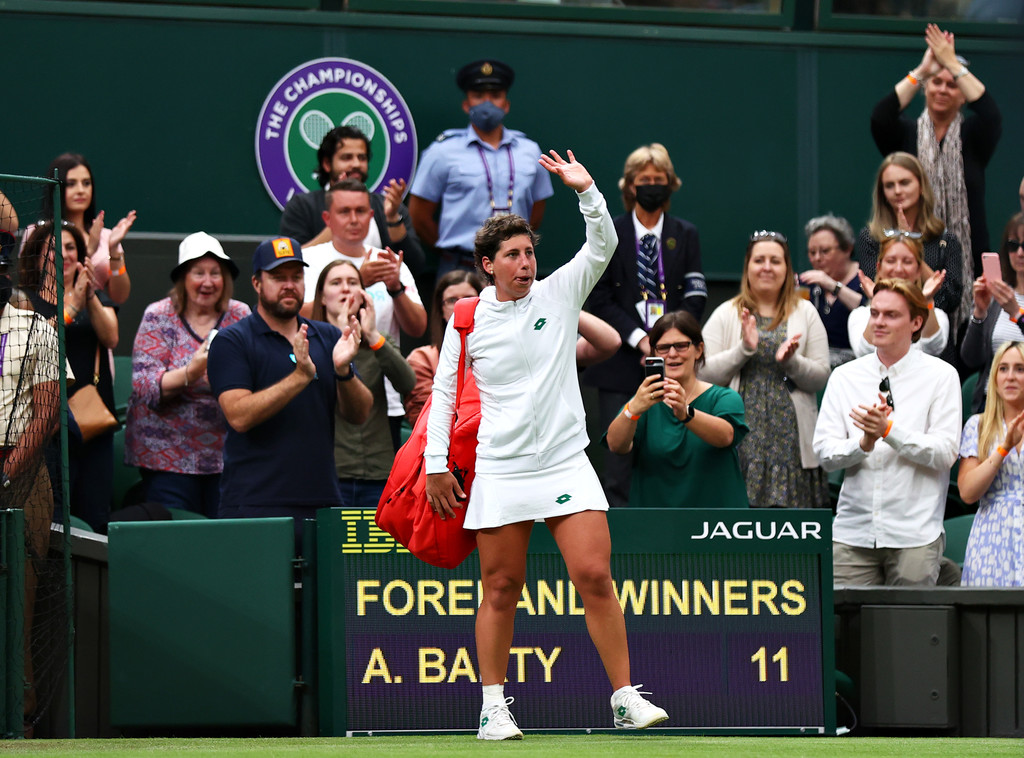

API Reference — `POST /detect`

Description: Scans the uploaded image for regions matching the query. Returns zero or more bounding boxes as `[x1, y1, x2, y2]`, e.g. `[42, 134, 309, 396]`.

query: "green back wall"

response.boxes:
[5, 5, 1020, 289]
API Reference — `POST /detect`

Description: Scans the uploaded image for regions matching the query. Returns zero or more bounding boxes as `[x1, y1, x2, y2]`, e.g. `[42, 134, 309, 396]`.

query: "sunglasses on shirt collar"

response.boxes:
[879, 376, 894, 412]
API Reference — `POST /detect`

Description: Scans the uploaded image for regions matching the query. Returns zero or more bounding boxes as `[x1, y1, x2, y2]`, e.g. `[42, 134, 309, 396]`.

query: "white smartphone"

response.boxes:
[982, 252, 1002, 284]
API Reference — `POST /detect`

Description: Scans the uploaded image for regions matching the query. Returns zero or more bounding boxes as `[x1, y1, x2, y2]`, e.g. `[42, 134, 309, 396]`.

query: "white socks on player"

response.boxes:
[482, 683, 505, 708]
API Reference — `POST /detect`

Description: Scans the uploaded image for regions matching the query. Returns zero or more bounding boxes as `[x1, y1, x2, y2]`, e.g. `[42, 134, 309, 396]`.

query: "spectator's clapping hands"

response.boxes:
[382, 179, 407, 223]
[799, 269, 835, 290]
[358, 291, 381, 347]
[921, 269, 946, 302]
[857, 270, 875, 301]
[740, 308, 759, 351]
[108, 210, 137, 252]
[361, 247, 402, 290]
[851, 394, 892, 452]
[925, 24, 958, 73]
[292, 324, 317, 380]
[1002, 409, 1024, 453]
[776, 333, 802, 364]
[332, 315, 361, 372]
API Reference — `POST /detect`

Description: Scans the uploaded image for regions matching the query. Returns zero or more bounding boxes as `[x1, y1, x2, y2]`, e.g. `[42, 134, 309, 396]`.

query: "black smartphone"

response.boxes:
[644, 357, 665, 380]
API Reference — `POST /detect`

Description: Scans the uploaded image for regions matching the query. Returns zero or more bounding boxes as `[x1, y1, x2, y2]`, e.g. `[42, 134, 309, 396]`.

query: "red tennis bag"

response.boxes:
[375, 298, 480, 568]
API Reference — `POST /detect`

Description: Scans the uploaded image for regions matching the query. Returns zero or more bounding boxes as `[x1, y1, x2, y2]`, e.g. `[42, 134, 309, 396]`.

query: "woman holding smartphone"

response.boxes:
[961, 212, 1024, 413]
[125, 232, 250, 517]
[425, 151, 667, 740]
[606, 311, 748, 508]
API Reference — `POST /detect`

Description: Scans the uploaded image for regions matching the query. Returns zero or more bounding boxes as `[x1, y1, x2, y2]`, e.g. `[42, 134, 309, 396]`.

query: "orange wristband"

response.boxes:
[882, 419, 893, 439]
[623, 404, 641, 421]
[111, 264, 127, 277]
[997, 445, 1010, 458]
[369, 334, 386, 351]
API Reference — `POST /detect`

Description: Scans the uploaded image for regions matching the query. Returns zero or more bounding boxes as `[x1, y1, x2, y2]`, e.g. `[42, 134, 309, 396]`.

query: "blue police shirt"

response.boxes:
[409, 125, 554, 252]
[207, 312, 344, 511]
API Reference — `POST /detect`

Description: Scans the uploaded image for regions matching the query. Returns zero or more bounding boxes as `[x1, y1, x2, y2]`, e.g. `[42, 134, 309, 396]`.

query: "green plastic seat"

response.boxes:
[943, 513, 975, 567]
[113, 354, 133, 423]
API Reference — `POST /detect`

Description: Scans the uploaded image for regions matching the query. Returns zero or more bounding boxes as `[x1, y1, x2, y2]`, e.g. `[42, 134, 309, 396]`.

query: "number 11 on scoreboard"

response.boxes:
[751, 646, 789, 682]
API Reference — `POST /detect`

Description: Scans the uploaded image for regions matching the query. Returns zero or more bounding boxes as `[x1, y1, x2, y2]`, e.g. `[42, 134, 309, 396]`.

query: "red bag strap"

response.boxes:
[451, 297, 480, 408]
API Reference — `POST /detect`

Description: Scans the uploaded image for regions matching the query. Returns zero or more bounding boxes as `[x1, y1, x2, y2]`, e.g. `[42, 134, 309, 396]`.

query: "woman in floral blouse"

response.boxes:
[124, 232, 249, 516]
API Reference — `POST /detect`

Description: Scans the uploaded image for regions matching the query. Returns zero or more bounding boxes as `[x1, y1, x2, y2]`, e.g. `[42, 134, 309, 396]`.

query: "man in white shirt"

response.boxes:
[302, 179, 427, 445]
[813, 278, 961, 586]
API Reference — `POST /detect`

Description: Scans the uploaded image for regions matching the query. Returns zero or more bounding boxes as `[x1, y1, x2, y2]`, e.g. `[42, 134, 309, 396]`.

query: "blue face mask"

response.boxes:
[468, 101, 506, 133]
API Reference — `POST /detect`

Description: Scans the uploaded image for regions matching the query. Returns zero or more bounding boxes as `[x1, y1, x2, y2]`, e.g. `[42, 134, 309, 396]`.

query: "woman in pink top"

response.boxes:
[40, 153, 136, 305]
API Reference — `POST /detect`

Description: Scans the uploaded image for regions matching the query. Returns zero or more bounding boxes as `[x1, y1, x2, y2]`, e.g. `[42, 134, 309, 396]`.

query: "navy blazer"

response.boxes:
[583, 213, 706, 394]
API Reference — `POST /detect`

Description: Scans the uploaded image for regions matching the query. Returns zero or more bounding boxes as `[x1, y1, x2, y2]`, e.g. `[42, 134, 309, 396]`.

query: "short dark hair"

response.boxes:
[429, 269, 485, 349]
[315, 126, 371, 187]
[325, 178, 371, 209]
[473, 214, 538, 285]
[40, 153, 96, 227]
[648, 311, 706, 371]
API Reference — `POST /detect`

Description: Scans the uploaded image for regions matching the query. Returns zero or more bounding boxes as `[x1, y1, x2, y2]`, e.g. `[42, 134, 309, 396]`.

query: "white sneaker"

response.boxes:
[478, 696, 523, 740]
[611, 685, 668, 729]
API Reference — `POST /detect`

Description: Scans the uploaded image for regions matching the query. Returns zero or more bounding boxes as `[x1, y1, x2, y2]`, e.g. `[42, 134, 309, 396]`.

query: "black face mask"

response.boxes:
[635, 184, 672, 212]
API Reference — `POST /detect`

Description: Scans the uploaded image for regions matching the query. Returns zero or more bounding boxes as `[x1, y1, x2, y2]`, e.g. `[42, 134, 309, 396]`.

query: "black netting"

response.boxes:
[0, 176, 70, 736]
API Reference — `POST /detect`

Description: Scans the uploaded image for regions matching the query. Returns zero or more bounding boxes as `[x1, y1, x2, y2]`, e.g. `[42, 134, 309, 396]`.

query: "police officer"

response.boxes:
[409, 59, 553, 279]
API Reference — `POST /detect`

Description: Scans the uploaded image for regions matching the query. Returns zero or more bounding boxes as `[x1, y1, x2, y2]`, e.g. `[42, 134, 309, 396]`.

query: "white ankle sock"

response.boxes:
[482, 684, 505, 708]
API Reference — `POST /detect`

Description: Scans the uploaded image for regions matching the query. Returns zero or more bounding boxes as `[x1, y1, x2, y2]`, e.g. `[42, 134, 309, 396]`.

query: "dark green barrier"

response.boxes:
[316, 507, 835, 735]
[107, 518, 296, 728]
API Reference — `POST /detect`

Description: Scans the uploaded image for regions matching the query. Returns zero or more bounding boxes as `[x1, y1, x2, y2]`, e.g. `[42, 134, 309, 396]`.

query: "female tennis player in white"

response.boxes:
[425, 150, 668, 740]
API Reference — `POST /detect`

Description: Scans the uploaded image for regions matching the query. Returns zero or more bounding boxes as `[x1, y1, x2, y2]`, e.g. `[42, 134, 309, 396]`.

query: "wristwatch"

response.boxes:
[387, 284, 407, 298]
[953, 65, 969, 80]
[680, 403, 695, 424]
[335, 363, 356, 382]
[832, 281, 843, 296]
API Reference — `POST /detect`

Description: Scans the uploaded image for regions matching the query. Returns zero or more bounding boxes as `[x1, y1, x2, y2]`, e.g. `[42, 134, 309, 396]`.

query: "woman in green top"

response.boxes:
[605, 311, 749, 508]
[312, 259, 416, 510]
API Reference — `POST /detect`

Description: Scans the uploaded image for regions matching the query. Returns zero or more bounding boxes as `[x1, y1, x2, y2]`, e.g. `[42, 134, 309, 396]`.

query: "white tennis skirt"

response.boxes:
[465, 450, 609, 530]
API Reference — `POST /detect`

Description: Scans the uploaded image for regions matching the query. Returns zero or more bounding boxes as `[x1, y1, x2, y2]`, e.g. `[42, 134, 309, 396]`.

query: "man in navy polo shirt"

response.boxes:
[208, 237, 372, 546]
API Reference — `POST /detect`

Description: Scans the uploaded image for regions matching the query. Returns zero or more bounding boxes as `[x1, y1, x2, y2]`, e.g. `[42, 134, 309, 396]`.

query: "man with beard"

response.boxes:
[207, 237, 372, 544]
[408, 59, 553, 279]
[279, 125, 425, 275]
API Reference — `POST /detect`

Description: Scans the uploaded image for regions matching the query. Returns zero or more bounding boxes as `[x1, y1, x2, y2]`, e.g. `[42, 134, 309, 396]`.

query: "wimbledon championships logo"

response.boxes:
[255, 58, 418, 210]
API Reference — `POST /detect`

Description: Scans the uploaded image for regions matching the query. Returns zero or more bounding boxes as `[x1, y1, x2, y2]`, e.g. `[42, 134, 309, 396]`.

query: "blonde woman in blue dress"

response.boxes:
[957, 340, 1024, 586]
[425, 150, 667, 740]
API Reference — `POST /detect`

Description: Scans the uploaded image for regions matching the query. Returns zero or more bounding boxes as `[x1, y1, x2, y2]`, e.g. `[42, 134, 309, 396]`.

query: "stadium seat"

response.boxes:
[961, 371, 979, 424]
[68, 514, 95, 533]
[111, 427, 142, 512]
[167, 507, 208, 520]
[113, 354, 133, 423]
[943, 513, 975, 567]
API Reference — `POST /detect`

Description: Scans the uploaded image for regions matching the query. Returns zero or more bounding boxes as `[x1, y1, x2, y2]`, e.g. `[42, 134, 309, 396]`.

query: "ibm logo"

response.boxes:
[339, 510, 409, 555]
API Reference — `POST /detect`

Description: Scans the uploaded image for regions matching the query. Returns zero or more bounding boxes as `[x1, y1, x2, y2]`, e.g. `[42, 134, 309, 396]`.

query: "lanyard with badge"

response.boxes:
[637, 238, 667, 329]
[475, 144, 515, 217]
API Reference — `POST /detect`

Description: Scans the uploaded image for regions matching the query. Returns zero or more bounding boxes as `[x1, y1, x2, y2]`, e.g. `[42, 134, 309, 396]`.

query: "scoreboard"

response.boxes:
[315, 508, 835, 735]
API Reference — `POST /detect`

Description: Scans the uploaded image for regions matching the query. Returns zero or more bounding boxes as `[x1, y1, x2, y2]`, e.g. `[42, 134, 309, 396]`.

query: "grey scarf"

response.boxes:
[917, 110, 972, 327]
